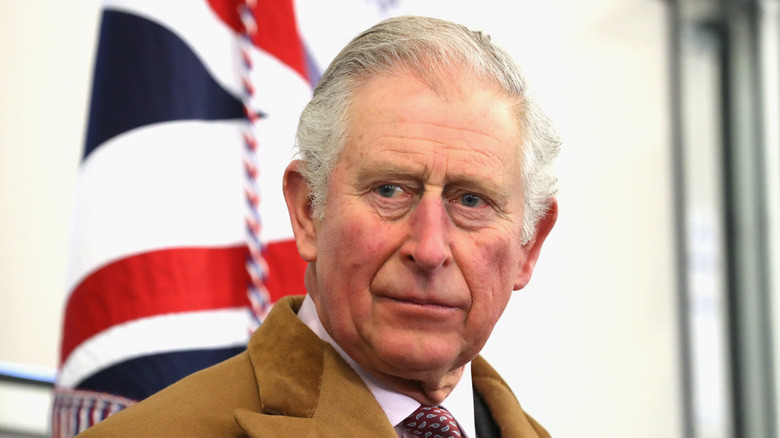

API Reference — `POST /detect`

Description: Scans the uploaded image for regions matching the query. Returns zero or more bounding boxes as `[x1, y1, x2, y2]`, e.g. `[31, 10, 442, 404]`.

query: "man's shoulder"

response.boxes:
[76, 297, 309, 437]
[77, 351, 259, 437]
[472, 355, 551, 438]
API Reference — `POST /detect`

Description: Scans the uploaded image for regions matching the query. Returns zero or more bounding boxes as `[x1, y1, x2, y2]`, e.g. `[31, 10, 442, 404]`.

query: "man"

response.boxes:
[77, 15, 559, 437]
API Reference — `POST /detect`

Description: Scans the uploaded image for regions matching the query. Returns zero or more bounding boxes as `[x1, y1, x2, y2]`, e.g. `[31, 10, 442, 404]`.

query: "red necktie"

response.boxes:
[402, 405, 464, 437]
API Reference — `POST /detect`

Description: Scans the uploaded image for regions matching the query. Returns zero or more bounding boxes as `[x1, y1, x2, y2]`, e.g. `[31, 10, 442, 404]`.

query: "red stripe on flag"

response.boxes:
[60, 241, 307, 365]
[61, 246, 250, 365]
[207, 0, 309, 82]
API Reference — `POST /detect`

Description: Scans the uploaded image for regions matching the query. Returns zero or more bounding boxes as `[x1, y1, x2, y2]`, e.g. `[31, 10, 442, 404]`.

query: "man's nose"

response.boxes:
[403, 195, 452, 270]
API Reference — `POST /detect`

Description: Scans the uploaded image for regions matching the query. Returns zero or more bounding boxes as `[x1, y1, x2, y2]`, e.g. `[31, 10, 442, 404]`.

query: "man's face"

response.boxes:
[286, 71, 554, 388]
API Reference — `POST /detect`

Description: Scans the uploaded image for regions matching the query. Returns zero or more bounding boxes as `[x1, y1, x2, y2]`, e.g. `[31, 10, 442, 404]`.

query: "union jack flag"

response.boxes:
[52, 1, 317, 435]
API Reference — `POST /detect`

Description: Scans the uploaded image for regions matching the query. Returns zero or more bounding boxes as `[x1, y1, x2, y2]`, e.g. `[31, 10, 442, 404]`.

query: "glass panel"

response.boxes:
[675, 5, 735, 435]
[673, 0, 779, 436]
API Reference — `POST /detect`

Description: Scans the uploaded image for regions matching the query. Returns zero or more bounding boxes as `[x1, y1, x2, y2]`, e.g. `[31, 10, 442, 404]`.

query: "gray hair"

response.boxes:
[294, 15, 560, 243]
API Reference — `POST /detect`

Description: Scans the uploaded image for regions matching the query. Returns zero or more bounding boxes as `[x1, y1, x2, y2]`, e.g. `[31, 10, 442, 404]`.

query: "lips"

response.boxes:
[374, 291, 467, 311]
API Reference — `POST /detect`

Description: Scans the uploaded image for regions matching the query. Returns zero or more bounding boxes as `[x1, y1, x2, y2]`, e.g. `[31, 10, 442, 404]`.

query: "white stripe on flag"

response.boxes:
[67, 120, 248, 292]
[58, 308, 253, 388]
[67, 119, 300, 294]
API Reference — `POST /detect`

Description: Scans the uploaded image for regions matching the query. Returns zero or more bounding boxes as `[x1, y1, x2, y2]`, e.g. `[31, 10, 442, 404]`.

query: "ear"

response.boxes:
[513, 199, 558, 290]
[283, 160, 318, 262]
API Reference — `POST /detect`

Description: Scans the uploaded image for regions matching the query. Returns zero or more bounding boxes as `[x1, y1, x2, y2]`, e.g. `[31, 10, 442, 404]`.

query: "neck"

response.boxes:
[296, 292, 467, 405]
[366, 364, 465, 405]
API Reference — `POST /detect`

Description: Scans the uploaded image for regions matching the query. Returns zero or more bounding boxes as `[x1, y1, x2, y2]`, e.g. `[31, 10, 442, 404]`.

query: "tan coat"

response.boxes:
[77, 296, 549, 437]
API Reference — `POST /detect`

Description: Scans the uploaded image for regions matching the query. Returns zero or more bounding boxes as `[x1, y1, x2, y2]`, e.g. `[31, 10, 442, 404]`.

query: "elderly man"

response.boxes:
[78, 15, 559, 438]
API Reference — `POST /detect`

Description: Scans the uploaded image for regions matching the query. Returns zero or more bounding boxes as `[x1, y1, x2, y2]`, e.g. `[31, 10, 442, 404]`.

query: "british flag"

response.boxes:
[52, 0, 324, 435]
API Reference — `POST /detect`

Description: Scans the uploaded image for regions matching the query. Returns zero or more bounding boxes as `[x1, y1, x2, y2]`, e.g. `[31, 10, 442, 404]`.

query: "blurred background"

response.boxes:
[0, 0, 778, 437]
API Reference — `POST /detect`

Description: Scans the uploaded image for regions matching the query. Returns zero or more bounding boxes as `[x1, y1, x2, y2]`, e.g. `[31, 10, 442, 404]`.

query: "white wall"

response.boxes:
[0, 3, 100, 435]
[0, 1, 682, 436]
[0, 3, 100, 368]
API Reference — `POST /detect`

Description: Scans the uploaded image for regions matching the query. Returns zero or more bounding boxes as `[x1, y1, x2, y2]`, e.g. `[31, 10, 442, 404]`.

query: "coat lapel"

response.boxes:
[233, 297, 548, 437]
[472, 356, 551, 438]
[233, 297, 397, 437]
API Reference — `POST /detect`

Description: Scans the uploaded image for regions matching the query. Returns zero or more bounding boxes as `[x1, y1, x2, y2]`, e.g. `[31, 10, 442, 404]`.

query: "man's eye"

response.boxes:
[460, 193, 483, 207]
[376, 184, 403, 198]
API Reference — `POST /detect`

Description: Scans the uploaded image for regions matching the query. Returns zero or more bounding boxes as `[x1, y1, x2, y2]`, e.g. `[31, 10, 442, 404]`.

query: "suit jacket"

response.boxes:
[77, 296, 550, 437]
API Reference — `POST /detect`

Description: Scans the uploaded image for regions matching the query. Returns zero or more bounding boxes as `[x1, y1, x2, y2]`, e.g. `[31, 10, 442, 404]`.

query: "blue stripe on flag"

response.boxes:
[75, 346, 245, 401]
[84, 10, 245, 160]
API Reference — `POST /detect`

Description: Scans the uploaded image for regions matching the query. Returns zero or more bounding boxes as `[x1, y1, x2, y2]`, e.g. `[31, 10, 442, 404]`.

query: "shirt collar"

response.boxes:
[297, 294, 475, 438]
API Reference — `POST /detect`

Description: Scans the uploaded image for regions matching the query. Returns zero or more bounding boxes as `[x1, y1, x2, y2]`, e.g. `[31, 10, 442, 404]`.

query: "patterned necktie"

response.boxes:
[403, 405, 464, 437]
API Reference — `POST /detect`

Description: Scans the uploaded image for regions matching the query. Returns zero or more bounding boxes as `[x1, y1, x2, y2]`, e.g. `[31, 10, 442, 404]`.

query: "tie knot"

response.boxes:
[403, 405, 463, 437]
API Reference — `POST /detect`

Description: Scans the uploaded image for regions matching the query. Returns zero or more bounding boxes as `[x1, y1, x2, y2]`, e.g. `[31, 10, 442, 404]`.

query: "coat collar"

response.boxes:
[471, 356, 550, 437]
[233, 296, 398, 437]
[232, 296, 548, 437]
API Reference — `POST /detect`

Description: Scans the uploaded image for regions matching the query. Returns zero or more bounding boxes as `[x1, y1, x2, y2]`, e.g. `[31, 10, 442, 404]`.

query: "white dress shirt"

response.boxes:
[297, 294, 476, 438]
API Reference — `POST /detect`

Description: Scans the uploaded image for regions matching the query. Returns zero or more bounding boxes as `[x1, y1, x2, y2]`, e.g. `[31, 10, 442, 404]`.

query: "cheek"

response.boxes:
[323, 215, 387, 263]
[463, 236, 520, 314]
[317, 211, 396, 300]
[473, 233, 519, 280]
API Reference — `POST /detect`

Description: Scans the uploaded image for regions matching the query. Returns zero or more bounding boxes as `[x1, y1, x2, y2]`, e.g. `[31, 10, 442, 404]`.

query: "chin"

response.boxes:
[372, 341, 464, 377]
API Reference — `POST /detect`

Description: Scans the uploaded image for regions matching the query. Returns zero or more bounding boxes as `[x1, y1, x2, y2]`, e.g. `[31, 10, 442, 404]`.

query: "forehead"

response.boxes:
[342, 71, 523, 178]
